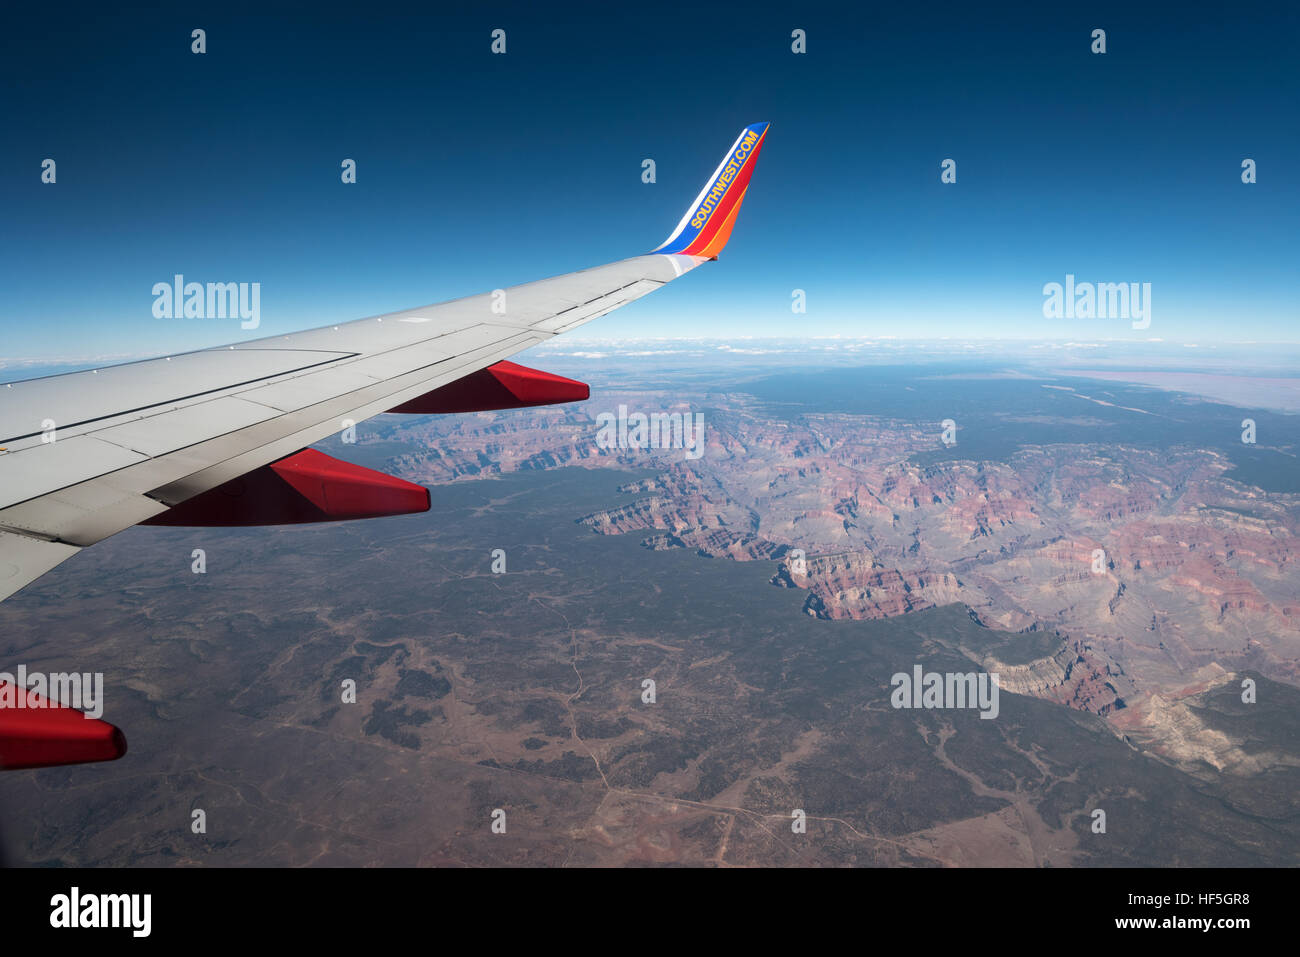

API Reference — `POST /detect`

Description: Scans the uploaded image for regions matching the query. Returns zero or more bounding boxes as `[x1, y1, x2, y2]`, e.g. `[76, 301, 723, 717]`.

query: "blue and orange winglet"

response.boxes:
[652, 122, 769, 258]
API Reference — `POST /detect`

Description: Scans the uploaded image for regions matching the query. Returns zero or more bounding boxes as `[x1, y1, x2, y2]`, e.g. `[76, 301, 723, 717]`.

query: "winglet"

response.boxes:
[652, 122, 769, 258]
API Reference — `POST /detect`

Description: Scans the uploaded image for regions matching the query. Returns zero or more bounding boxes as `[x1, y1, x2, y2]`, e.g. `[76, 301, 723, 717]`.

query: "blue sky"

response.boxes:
[2, 2, 1297, 362]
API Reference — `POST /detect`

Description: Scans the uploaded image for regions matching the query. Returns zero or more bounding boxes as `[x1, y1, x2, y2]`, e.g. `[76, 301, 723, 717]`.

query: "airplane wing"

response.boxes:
[0, 121, 769, 771]
[0, 122, 769, 611]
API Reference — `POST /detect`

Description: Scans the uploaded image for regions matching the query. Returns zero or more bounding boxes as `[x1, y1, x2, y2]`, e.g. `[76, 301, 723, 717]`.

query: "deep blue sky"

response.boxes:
[2, 2, 1297, 362]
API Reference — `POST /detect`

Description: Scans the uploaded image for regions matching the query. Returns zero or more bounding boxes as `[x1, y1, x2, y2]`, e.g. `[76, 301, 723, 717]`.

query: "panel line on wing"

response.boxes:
[0, 352, 360, 445]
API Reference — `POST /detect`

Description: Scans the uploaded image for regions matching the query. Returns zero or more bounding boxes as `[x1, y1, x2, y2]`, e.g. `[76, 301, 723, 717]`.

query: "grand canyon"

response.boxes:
[1, 345, 1297, 866]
